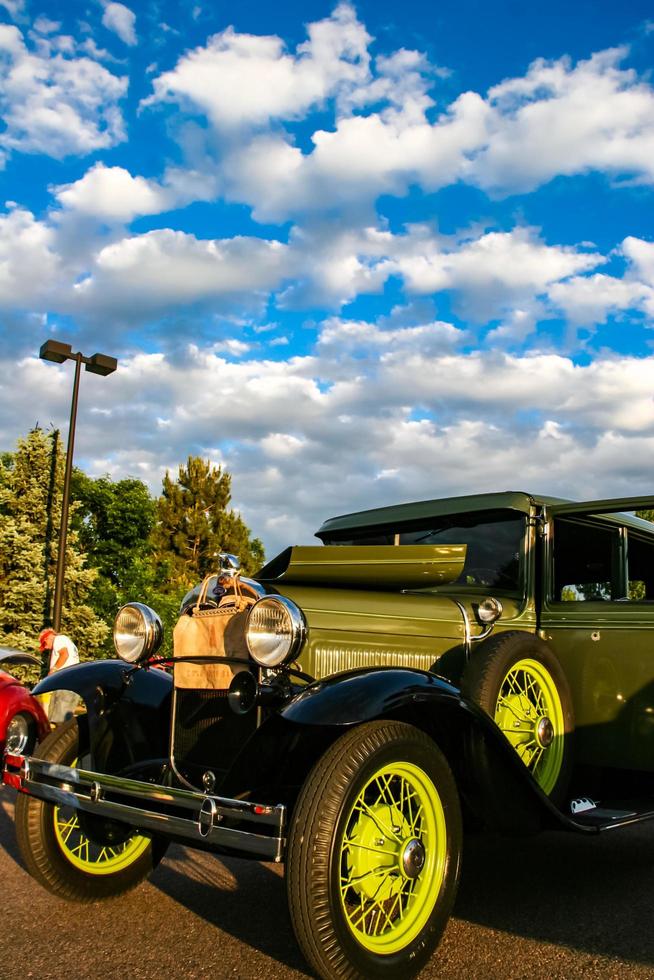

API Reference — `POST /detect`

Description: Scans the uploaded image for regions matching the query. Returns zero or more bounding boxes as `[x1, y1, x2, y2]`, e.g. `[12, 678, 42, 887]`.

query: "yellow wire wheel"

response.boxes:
[461, 631, 574, 806]
[338, 760, 448, 953]
[493, 657, 565, 795]
[287, 720, 462, 979]
[53, 798, 151, 875]
[14, 719, 167, 901]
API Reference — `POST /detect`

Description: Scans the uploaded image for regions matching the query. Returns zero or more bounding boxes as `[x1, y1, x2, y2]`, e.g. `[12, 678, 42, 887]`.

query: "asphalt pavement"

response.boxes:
[1, 790, 653, 980]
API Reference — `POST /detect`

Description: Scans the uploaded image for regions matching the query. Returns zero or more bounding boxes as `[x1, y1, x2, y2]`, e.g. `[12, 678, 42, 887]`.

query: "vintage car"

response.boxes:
[6, 491, 654, 978]
[0, 649, 49, 757]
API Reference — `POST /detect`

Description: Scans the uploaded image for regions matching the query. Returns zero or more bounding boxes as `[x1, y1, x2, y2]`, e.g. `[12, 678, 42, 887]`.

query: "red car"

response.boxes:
[0, 649, 50, 757]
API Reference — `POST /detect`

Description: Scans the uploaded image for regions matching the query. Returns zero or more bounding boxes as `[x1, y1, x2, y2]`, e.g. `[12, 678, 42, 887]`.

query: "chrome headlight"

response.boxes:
[246, 596, 306, 668]
[114, 603, 163, 663]
[6, 713, 31, 754]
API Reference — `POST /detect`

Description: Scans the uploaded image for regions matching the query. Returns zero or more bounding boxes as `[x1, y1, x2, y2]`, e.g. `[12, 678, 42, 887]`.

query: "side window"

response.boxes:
[553, 518, 617, 601]
[626, 533, 654, 600]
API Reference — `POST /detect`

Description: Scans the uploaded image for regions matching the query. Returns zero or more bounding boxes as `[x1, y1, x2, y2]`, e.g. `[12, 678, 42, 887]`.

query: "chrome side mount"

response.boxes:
[451, 596, 503, 660]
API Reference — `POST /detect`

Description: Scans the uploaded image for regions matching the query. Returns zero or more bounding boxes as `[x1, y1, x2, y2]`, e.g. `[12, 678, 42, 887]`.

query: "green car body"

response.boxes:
[268, 489, 654, 775]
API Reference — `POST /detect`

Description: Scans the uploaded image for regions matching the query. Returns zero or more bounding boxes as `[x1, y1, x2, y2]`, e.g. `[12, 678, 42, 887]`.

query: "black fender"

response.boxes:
[33, 660, 172, 777]
[224, 667, 594, 835]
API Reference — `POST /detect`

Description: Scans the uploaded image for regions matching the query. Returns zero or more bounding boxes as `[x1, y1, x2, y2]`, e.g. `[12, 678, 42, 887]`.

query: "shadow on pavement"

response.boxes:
[0, 792, 22, 865]
[150, 845, 311, 976]
[454, 826, 654, 967]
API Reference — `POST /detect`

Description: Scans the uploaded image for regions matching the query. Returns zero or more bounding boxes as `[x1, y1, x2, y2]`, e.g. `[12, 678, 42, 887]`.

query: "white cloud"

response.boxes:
[53, 162, 220, 223]
[549, 273, 652, 324]
[72, 228, 292, 317]
[144, 3, 371, 129]
[0, 24, 127, 163]
[0, 208, 59, 309]
[4, 341, 654, 556]
[55, 164, 170, 222]
[0, 0, 23, 18]
[388, 227, 601, 309]
[471, 48, 654, 193]
[102, 2, 137, 47]
[33, 17, 61, 35]
[217, 44, 654, 220]
[623, 236, 654, 285]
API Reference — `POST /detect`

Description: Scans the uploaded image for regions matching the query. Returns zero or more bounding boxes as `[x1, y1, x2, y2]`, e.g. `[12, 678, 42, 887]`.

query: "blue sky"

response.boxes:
[1, 0, 653, 556]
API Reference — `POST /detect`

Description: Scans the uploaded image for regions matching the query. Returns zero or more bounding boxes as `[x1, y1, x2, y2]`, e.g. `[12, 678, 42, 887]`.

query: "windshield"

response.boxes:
[320, 509, 525, 592]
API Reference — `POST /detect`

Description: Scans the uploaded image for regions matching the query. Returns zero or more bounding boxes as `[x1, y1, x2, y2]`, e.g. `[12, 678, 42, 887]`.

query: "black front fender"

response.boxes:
[33, 660, 172, 776]
[280, 666, 461, 726]
[226, 667, 594, 836]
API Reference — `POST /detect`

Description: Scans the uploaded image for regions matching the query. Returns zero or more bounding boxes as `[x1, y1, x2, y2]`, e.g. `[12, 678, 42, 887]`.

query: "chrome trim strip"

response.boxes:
[6, 756, 286, 862]
[451, 599, 471, 659]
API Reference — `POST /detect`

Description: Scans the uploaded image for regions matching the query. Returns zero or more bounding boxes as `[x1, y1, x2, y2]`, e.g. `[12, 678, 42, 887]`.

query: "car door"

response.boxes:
[540, 496, 654, 772]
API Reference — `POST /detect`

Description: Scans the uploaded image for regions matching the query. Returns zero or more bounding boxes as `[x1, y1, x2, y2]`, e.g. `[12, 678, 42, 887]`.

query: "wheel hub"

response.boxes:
[536, 716, 554, 748]
[401, 838, 425, 879]
[346, 803, 410, 901]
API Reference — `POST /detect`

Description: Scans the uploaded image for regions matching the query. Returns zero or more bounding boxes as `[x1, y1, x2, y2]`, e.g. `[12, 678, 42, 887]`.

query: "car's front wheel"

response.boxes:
[287, 720, 462, 979]
[15, 719, 167, 901]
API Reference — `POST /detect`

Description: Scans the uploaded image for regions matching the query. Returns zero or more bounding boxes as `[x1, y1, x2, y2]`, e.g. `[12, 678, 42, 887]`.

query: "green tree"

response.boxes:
[70, 471, 157, 654]
[0, 427, 108, 659]
[151, 455, 264, 590]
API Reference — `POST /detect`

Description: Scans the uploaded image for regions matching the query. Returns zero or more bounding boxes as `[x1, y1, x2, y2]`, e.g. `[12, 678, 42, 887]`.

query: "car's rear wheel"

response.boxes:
[15, 719, 167, 901]
[287, 720, 462, 979]
[462, 631, 574, 803]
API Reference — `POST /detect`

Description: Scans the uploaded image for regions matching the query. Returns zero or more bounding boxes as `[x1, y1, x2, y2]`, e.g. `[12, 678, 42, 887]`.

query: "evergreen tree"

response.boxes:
[0, 427, 108, 657]
[151, 455, 264, 590]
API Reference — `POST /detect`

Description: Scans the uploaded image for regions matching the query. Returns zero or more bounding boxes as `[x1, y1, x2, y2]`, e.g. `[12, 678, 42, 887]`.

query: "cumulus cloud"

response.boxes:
[0, 23, 127, 164]
[549, 273, 652, 324]
[0, 208, 59, 309]
[53, 162, 220, 223]
[144, 3, 371, 129]
[54, 164, 170, 222]
[102, 3, 137, 47]
[4, 338, 654, 555]
[72, 228, 292, 318]
[471, 48, 654, 193]
[197, 35, 654, 221]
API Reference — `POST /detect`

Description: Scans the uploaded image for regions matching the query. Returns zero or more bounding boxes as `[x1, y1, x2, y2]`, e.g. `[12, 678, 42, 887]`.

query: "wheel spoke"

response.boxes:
[357, 801, 402, 843]
[344, 838, 397, 857]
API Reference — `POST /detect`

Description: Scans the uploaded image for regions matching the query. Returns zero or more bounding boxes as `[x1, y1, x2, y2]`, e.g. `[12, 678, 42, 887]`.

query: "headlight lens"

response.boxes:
[246, 596, 306, 668]
[6, 713, 31, 754]
[114, 603, 163, 663]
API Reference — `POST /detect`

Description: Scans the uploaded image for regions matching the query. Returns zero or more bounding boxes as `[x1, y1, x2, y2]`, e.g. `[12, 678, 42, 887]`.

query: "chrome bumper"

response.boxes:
[4, 753, 286, 862]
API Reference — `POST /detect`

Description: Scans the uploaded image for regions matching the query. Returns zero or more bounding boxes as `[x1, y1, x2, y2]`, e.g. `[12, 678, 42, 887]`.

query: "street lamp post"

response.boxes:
[39, 340, 117, 631]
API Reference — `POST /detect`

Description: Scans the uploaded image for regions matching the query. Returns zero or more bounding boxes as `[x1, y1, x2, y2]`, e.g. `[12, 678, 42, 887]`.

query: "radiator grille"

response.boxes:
[171, 687, 255, 788]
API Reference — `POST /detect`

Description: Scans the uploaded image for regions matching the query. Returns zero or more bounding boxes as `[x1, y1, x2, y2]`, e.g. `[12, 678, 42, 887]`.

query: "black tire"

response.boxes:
[287, 721, 462, 980]
[461, 631, 574, 804]
[15, 719, 167, 901]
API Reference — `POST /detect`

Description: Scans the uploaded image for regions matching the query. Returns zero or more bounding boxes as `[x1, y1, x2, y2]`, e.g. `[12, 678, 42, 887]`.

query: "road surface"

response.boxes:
[1, 790, 653, 979]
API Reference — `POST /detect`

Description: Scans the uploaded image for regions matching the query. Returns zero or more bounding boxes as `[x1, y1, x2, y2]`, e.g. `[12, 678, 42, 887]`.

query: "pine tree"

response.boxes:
[151, 455, 264, 590]
[0, 427, 108, 657]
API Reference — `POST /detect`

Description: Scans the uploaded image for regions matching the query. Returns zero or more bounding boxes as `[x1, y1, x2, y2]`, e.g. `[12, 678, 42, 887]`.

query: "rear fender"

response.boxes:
[224, 668, 589, 835]
[32, 661, 172, 776]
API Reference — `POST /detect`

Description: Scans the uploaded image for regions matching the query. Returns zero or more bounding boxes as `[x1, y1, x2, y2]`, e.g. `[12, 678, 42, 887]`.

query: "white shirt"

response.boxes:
[49, 634, 79, 672]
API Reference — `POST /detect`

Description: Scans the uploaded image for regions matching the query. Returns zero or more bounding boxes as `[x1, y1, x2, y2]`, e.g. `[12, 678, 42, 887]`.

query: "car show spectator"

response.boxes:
[38, 628, 80, 724]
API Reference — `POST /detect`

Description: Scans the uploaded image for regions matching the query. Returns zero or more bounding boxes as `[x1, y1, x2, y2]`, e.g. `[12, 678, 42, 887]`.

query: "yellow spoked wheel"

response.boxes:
[53, 807, 151, 875]
[339, 761, 447, 953]
[287, 721, 462, 979]
[15, 719, 166, 901]
[494, 658, 565, 795]
[461, 631, 574, 806]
